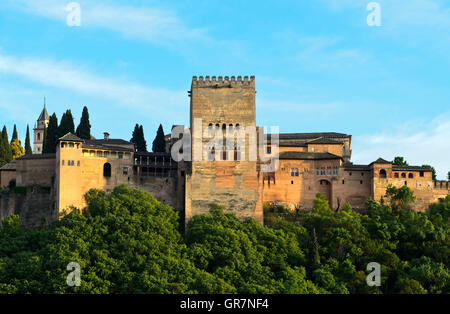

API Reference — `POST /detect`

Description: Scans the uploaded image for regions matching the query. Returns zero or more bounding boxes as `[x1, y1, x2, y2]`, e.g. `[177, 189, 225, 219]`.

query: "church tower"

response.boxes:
[33, 99, 50, 154]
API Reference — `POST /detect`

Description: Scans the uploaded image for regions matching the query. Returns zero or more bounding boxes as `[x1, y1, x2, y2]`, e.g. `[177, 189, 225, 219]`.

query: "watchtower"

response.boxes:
[186, 76, 263, 223]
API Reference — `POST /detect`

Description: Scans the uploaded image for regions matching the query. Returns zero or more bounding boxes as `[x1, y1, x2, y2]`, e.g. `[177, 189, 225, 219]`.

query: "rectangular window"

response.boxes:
[118, 153, 123, 159]
[316, 170, 320, 176]
[123, 167, 128, 175]
[420, 171, 424, 177]
[77, 161, 80, 167]
[291, 168, 299, 177]
[62, 160, 65, 166]
[266, 146, 271, 154]
[327, 167, 331, 175]
[69, 143, 74, 148]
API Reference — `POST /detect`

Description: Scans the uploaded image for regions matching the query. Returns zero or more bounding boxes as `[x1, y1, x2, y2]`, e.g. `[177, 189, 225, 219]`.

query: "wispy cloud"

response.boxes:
[1, 0, 211, 47]
[352, 115, 450, 180]
[0, 51, 186, 120]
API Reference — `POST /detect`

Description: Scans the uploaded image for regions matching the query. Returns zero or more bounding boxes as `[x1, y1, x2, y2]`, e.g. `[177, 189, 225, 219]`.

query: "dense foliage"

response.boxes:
[130, 124, 147, 152]
[75, 106, 91, 140]
[0, 185, 448, 294]
[152, 124, 166, 153]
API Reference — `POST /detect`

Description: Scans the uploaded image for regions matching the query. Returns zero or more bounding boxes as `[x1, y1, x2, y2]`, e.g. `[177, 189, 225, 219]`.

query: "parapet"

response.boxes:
[191, 76, 255, 88]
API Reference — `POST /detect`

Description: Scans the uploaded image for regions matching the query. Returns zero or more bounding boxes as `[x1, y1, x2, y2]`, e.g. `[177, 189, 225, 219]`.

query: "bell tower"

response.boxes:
[33, 98, 50, 154]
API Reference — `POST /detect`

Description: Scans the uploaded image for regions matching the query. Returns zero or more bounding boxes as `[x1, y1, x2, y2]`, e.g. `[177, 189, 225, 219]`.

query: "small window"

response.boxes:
[103, 163, 112, 177]
[291, 168, 299, 177]
[123, 167, 128, 175]
[349, 172, 352, 176]
[62, 160, 65, 166]
[394, 173, 399, 178]
[401, 173, 406, 178]
[118, 153, 123, 159]
[408, 173, 414, 179]
[69, 143, 74, 148]
[77, 161, 80, 167]
[342, 180, 345, 184]
[361, 172, 364, 176]
[327, 167, 332, 175]
[404, 181, 408, 186]
[316, 170, 320, 176]
[380, 169, 387, 178]
[360, 180, 363, 184]
[266, 146, 271, 154]
[420, 171, 424, 177]
[291, 181, 294, 185]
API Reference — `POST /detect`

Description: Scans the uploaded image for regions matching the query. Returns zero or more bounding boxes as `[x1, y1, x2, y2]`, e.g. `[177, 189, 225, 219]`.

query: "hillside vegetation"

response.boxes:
[0, 185, 448, 294]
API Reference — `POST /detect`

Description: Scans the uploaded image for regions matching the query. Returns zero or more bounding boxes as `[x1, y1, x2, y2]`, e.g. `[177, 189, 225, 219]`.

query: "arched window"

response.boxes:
[401, 173, 406, 178]
[394, 173, 399, 178]
[379, 169, 387, 178]
[103, 163, 111, 177]
[208, 123, 213, 129]
[408, 173, 414, 178]
[37, 133, 40, 141]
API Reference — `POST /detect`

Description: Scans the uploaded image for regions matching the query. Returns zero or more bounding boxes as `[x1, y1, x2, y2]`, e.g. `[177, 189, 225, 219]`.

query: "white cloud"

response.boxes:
[2, 0, 210, 46]
[352, 115, 450, 180]
[0, 52, 187, 120]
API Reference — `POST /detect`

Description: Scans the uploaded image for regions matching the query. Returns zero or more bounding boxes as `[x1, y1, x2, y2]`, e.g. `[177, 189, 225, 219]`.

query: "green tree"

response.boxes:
[152, 124, 166, 153]
[308, 228, 321, 271]
[447, 171, 450, 181]
[58, 110, 75, 138]
[24, 125, 32, 155]
[10, 138, 25, 160]
[385, 184, 416, 212]
[131, 124, 147, 152]
[0, 126, 12, 166]
[75, 106, 91, 140]
[10, 124, 18, 144]
[422, 165, 437, 180]
[393, 156, 408, 166]
[43, 113, 59, 154]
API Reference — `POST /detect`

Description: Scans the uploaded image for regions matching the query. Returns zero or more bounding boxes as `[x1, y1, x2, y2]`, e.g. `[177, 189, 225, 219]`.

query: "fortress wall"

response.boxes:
[332, 170, 371, 210]
[16, 158, 55, 186]
[139, 176, 179, 210]
[0, 186, 56, 228]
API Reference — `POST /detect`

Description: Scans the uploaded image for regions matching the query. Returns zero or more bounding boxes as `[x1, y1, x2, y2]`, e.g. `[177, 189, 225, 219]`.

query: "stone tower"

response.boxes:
[185, 76, 263, 224]
[33, 100, 49, 154]
[55, 133, 84, 215]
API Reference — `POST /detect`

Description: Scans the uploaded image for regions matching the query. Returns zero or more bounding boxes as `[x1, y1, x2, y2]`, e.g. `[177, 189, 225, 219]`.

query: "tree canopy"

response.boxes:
[0, 186, 449, 294]
[75, 106, 91, 140]
[152, 124, 166, 153]
[58, 110, 75, 138]
[43, 113, 59, 154]
[131, 124, 147, 152]
[0, 126, 12, 166]
[25, 125, 32, 155]
[393, 156, 408, 166]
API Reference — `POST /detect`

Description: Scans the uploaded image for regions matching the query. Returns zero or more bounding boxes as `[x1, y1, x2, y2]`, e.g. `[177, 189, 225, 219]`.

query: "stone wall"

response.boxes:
[0, 186, 56, 228]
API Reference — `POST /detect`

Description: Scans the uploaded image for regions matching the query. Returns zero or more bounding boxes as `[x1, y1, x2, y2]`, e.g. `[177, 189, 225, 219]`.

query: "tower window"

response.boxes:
[291, 168, 299, 177]
[380, 169, 387, 178]
[62, 160, 65, 166]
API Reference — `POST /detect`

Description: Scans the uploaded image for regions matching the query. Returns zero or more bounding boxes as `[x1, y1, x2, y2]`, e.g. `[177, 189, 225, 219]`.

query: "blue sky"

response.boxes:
[0, 0, 449, 178]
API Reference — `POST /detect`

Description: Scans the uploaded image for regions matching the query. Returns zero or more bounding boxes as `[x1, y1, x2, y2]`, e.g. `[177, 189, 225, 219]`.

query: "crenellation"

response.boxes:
[191, 75, 255, 88]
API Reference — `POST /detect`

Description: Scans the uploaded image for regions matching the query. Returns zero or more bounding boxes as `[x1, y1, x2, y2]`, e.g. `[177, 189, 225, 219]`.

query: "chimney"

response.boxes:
[104, 132, 110, 141]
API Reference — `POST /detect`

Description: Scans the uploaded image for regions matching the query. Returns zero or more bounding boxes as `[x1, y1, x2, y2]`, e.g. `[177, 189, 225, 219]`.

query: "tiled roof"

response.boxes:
[0, 160, 16, 171]
[278, 151, 342, 160]
[392, 166, 432, 171]
[84, 139, 135, 152]
[278, 132, 350, 140]
[371, 158, 391, 164]
[16, 153, 56, 160]
[307, 137, 343, 145]
[58, 133, 84, 142]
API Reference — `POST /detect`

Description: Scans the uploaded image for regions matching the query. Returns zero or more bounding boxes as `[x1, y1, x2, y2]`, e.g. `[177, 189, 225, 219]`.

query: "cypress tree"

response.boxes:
[25, 125, 32, 155]
[308, 228, 321, 272]
[152, 124, 166, 153]
[76, 106, 91, 140]
[139, 125, 147, 152]
[11, 124, 18, 144]
[58, 110, 75, 138]
[1, 126, 12, 164]
[131, 124, 147, 152]
[43, 113, 59, 154]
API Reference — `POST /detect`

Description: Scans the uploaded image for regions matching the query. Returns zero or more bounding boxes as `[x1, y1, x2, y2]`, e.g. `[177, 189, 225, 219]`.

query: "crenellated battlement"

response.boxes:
[192, 75, 255, 88]
[433, 180, 450, 190]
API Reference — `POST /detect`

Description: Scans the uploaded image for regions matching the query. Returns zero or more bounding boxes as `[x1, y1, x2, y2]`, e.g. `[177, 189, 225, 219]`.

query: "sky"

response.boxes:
[0, 0, 449, 179]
